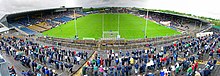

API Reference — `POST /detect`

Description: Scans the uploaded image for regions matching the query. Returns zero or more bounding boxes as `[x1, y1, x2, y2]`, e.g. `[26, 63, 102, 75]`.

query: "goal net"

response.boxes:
[102, 31, 119, 39]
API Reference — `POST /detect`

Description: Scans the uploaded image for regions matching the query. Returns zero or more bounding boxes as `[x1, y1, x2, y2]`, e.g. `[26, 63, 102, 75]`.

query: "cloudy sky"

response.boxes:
[0, 0, 219, 19]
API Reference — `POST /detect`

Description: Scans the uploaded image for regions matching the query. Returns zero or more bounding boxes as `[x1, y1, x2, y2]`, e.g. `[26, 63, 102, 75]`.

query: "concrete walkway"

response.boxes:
[72, 51, 97, 76]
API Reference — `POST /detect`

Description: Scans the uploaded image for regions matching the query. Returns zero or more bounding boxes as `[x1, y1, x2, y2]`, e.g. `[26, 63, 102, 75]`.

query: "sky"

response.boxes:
[0, 0, 219, 19]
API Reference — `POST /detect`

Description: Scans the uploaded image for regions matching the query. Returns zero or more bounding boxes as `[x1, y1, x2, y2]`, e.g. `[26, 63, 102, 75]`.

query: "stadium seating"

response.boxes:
[19, 27, 36, 35]
[35, 22, 52, 29]
[10, 23, 22, 28]
[147, 12, 209, 33]
[53, 16, 73, 23]
[77, 12, 87, 16]
[28, 25, 47, 32]
[9, 23, 37, 35]
[45, 20, 58, 27]
[63, 16, 72, 20]
[71, 13, 83, 17]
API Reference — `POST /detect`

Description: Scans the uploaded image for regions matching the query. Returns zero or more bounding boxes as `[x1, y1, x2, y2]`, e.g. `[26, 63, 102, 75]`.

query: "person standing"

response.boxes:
[99, 66, 104, 75]
[82, 66, 87, 76]
[31, 60, 37, 71]
[60, 62, 64, 70]
[117, 65, 121, 76]
[45, 68, 49, 76]
[134, 62, 139, 75]
[93, 65, 98, 76]
[76, 56, 81, 65]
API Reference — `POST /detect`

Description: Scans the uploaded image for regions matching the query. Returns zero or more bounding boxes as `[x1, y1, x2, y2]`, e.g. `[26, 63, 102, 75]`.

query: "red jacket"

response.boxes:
[160, 57, 167, 62]
[192, 65, 195, 70]
[100, 58, 104, 66]
[87, 61, 90, 66]
[218, 48, 220, 53]
[195, 62, 198, 69]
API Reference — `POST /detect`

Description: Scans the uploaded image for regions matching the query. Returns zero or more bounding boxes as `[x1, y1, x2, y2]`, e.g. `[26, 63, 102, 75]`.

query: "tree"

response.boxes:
[90, 7, 94, 11]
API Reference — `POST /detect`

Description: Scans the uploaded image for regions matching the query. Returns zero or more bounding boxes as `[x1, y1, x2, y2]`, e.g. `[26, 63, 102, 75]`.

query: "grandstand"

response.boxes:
[138, 10, 211, 34]
[0, 7, 82, 35]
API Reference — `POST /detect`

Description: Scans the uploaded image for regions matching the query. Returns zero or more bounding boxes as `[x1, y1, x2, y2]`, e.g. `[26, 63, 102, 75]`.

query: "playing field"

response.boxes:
[43, 13, 181, 40]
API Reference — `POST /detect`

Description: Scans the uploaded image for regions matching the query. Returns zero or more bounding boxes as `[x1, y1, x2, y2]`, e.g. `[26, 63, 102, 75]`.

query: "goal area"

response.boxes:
[102, 31, 120, 39]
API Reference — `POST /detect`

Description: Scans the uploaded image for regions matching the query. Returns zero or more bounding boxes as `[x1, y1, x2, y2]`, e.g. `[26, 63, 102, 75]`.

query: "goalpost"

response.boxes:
[102, 9, 121, 39]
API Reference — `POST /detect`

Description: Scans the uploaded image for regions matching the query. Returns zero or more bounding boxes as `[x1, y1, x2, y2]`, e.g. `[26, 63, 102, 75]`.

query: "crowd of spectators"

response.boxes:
[81, 34, 219, 76]
[1, 36, 90, 76]
[0, 34, 220, 76]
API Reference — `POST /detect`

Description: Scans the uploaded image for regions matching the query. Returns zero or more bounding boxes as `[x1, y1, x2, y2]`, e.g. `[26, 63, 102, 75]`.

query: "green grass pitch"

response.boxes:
[43, 13, 181, 40]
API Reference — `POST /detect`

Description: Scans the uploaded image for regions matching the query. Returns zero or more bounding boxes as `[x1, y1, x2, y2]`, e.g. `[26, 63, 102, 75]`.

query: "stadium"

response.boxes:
[0, 1, 220, 76]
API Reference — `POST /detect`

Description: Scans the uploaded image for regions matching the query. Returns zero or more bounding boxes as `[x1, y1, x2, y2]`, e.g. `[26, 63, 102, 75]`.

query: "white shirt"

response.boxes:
[119, 58, 122, 62]
[175, 62, 179, 68]
[195, 71, 201, 76]
[163, 69, 168, 73]
[171, 65, 175, 71]
[111, 54, 115, 57]
[76, 56, 81, 61]
[115, 53, 118, 57]
[145, 50, 148, 53]
[64, 56, 68, 59]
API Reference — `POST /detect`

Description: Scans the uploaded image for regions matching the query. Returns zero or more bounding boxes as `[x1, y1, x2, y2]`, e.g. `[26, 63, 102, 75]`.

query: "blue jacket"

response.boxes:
[134, 63, 139, 69]
[117, 66, 121, 71]
[147, 73, 155, 76]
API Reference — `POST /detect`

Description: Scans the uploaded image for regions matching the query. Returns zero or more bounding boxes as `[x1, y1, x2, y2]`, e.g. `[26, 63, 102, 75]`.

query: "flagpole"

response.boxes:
[145, 10, 149, 38]
[118, 10, 120, 35]
[102, 9, 105, 38]
[74, 10, 77, 35]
